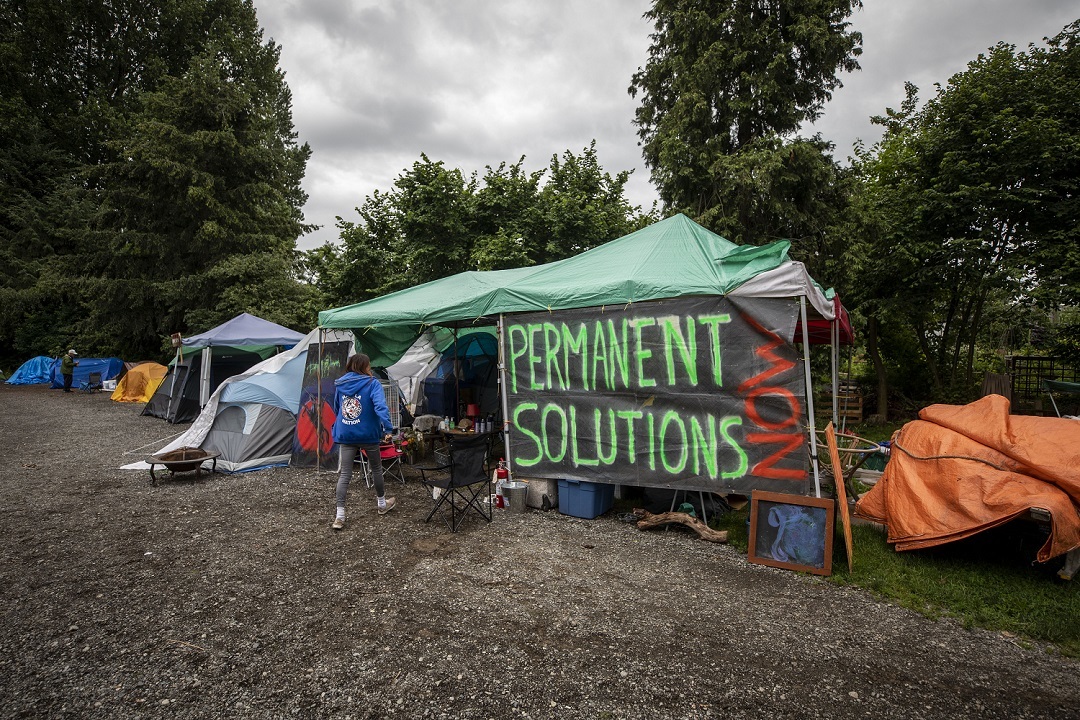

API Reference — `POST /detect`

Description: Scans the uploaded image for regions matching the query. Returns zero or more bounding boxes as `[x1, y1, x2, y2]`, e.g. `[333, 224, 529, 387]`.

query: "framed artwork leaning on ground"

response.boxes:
[748, 490, 835, 576]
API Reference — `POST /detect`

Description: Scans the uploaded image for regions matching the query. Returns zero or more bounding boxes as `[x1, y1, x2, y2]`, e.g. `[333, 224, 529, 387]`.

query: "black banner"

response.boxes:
[506, 296, 810, 495]
[292, 340, 351, 469]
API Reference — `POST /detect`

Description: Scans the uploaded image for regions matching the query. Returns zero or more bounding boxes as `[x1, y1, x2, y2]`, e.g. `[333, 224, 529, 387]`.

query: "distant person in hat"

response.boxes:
[61, 349, 79, 393]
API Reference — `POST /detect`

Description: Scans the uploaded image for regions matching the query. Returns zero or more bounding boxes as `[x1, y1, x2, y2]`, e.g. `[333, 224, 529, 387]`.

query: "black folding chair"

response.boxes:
[417, 432, 492, 532]
[80, 372, 103, 393]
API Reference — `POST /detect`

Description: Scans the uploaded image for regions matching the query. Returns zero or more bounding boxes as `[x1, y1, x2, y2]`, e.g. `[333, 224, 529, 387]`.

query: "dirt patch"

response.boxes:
[1, 384, 1078, 718]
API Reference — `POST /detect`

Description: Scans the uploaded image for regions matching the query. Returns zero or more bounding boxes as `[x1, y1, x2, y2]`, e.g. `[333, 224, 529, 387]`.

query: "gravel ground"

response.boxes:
[2, 383, 1079, 719]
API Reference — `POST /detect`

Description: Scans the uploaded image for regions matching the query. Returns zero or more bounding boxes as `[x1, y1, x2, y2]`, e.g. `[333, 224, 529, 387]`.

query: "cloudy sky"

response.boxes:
[252, 1, 1079, 251]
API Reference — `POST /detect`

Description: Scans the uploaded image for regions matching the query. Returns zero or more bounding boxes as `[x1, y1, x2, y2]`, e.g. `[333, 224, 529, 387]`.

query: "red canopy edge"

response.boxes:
[795, 295, 853, 345]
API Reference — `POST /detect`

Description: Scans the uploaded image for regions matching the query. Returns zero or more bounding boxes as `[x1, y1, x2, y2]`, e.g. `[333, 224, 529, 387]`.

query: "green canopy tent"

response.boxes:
[318, 214, 846, 495]
[319, 215, 819, 362]
[1042, 379, 1080, 417]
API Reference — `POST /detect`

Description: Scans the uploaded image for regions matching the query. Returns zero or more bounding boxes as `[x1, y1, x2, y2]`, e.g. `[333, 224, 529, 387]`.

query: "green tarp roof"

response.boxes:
[1043, 379, 1080, 394]
[318, 214, 806, 365]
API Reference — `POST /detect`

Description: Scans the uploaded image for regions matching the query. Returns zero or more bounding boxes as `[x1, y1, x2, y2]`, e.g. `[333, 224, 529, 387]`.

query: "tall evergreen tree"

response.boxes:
[628, 0, 861, 249]
[0, 0, 312, 363]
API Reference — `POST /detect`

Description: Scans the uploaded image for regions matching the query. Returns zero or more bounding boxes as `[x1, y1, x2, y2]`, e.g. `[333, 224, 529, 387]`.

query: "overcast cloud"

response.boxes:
[252, 1, 1079, 250]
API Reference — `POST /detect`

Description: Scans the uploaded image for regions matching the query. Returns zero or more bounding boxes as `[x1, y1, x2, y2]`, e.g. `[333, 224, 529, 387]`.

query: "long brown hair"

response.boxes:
[345, 353, 374, 377]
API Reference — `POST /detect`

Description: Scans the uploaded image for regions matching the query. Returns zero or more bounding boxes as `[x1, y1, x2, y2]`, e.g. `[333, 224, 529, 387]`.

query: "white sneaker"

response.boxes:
[378, 497, 397, 515]
[332, 517, 345, 530]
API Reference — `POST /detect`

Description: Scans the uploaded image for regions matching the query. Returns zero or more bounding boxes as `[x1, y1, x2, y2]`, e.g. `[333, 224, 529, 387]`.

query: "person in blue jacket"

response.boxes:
[331, 353, 395, 529]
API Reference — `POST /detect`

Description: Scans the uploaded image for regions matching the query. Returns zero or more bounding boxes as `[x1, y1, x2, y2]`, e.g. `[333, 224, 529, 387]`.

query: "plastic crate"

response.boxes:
[557, 479, 614, 519]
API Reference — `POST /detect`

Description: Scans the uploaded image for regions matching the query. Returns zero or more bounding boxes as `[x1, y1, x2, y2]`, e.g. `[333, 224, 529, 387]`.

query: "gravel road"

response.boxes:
[1, 384, 1078, 719]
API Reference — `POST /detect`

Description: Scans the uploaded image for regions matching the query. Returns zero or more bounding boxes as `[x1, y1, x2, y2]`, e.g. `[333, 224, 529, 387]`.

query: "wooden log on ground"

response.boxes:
[632, 509, 729, 543]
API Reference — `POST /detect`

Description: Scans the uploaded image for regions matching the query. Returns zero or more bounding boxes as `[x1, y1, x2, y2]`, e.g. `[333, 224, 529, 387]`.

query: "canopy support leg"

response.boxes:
[831, 313, 840, 429]
[317, 327, 325, 471]
[801, 297, 822, 498]
[497, 314, 513, 480]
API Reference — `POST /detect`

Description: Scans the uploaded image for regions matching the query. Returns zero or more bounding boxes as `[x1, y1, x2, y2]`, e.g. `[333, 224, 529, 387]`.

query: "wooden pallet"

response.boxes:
[817, 382, 863, 422]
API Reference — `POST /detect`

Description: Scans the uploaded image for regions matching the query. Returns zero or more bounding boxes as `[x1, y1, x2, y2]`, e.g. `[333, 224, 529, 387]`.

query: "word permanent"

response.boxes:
[507, 313, 732, 393]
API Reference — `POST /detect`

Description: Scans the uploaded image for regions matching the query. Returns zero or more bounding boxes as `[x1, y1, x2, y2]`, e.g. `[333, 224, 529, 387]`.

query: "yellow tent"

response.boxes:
[110, 362, 168, 403]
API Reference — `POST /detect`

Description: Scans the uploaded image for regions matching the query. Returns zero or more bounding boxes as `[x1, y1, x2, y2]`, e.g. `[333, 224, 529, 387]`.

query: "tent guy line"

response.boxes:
[122, 431, 188, 456]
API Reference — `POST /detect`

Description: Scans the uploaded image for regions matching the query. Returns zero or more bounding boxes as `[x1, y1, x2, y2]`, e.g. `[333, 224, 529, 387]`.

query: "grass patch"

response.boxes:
[846, 420, 905, 444]
[710, 506, 1080, 657]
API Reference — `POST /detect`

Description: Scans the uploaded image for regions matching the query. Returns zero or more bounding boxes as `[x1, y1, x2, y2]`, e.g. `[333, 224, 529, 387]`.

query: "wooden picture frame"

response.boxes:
[748, 490, 835, 576]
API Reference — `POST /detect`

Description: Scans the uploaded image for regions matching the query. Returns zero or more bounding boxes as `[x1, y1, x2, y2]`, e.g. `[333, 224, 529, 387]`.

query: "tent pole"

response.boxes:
[199, 347, 211, 408]
[1048, 388, 1061, 418]
[453, 328, 460, 422]
[497, 314, 513, 480]
[317, 327, 324, 472]
[170, 345, 182, 397]
[800, 297, 822, 498]
[832, 306, 839, 430]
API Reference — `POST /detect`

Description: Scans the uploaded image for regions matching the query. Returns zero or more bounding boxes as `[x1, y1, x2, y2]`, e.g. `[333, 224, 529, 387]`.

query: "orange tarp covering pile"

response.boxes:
[855, 395, 1080, 563]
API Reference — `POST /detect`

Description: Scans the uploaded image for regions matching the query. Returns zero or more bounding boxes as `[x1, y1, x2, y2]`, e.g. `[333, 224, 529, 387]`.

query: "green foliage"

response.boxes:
[629, 0, 861, 248]
[840, 21, 1080, 408]
[1048, 313, 1080, 367]
[540, 143, 641, 258]
[314, 143, 652, 309]
[0, 0, 312, 366]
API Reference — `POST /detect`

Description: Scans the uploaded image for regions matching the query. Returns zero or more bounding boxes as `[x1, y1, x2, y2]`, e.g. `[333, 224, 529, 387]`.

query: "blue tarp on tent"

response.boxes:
[49, 357, 124, 388]
[6, 356, 58, 385]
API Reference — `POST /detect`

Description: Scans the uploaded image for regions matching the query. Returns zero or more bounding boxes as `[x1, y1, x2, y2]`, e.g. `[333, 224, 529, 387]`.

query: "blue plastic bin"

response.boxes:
[557, 479, 615, 519]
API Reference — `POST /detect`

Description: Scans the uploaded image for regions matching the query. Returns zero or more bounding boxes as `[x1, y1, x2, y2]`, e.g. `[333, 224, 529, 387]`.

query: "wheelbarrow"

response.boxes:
[147, 447, 220, 485]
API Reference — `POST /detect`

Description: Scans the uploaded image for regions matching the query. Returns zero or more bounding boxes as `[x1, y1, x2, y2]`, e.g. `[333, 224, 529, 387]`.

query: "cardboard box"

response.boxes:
[557, 479, 614, 519]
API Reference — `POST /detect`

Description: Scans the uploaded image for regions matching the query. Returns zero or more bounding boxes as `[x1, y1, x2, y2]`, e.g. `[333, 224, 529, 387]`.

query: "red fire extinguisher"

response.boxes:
[494, 458, 509, 508]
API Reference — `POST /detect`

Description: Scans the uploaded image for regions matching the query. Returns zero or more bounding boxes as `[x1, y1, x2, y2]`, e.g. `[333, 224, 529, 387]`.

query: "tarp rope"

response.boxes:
[891, 440, 1012, 473]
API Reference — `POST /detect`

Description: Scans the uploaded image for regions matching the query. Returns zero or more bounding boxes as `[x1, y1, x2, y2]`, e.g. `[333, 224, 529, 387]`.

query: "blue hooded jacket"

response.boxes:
[332, 372, 393, 445]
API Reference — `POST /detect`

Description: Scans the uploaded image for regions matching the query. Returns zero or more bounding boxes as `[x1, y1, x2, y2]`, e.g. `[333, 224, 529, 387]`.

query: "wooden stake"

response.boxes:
[825, 422, 854, 573]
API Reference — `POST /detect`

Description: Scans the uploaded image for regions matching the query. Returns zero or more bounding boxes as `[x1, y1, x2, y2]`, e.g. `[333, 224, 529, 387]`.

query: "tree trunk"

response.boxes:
[914, 318, 943, 397]
[867, 316, 889, 420]
[964, 288, 989, 392]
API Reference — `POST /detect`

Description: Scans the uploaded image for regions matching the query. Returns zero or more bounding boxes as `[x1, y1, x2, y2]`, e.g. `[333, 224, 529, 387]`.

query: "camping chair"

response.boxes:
[1041, 379, 1080, 418]
[80, 372, 103, 393]
[416, 432, 492, 532]
[358, 443, 406, 488]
